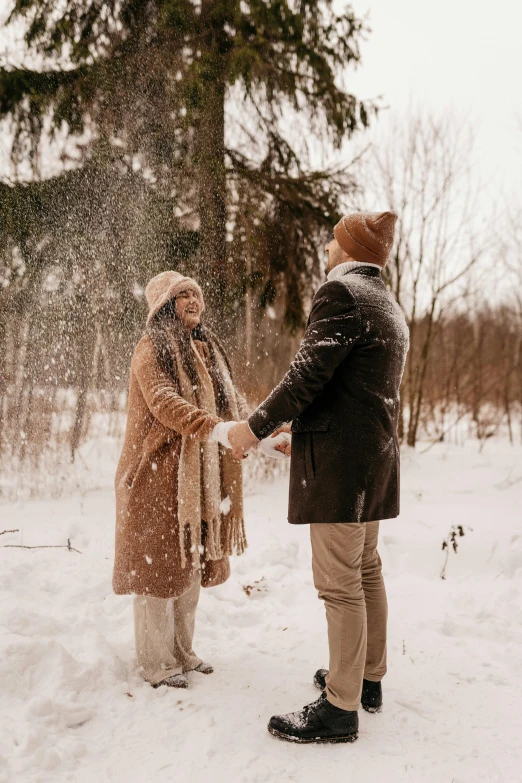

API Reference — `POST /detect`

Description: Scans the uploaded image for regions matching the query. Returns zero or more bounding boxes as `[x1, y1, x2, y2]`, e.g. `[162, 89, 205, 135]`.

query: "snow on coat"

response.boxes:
[248, 266, 410, 524]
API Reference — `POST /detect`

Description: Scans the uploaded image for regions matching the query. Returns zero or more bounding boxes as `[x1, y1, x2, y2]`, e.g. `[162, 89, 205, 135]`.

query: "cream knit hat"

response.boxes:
[145, 271, 205, 325]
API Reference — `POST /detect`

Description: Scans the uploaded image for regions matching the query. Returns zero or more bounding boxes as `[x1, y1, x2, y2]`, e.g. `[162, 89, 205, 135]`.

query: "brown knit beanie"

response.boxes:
[145, 271, 205, 325]
[334, 211, 398, 267]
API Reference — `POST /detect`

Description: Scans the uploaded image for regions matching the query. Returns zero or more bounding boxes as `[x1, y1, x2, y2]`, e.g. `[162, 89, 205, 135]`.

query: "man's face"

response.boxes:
[324, 237, 347, 275]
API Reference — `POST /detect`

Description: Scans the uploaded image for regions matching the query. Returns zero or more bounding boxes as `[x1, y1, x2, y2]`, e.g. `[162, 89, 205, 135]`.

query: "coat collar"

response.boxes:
[327, 261, 382, 282]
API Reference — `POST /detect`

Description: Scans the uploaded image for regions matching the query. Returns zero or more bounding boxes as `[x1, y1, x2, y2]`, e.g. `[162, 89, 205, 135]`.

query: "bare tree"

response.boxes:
[362, 111, 491, 446]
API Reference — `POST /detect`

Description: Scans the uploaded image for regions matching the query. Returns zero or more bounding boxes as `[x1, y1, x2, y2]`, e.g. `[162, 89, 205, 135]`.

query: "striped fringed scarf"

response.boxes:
[173, 335, 247, 568]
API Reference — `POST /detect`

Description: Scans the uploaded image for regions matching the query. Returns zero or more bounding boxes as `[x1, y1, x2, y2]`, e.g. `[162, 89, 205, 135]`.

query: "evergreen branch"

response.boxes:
[0, 65, 89, 116]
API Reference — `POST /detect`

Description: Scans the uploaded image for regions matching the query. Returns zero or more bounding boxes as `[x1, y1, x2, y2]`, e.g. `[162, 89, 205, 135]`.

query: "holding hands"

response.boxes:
[213, 421, 291, 461]
[227, 421, 259, 460]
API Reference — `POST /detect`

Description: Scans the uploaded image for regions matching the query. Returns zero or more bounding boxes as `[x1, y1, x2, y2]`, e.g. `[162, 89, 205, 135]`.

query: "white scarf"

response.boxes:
[174, 338, 246, 568]
[327, 261, 382, 281]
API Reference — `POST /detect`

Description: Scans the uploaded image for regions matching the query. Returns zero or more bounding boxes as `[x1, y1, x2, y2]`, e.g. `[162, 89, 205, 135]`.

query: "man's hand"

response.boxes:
[228, 421, 259, 460]
[272, 424, 292, 457]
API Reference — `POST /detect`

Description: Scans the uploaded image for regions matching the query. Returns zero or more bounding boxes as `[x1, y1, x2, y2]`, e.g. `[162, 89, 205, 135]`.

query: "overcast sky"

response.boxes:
[343, 0, 522, 200]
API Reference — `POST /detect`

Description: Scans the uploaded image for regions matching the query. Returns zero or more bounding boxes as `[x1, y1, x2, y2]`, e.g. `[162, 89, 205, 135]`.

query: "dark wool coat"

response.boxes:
[248, 266, 410, 524]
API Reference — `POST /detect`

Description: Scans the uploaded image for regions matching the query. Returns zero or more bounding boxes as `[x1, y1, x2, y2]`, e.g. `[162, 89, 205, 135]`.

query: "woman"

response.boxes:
[113, 270, 248, 688]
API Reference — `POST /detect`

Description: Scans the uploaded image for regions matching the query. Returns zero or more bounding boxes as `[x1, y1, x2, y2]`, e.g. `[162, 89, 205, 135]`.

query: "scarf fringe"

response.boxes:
[180, 515, 248, 570]
[175, 336, 247, 571]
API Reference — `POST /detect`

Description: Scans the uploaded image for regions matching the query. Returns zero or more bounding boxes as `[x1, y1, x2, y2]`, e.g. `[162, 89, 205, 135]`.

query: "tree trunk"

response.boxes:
[0, 307, 8, 457]
[472, 321, 483, 439]
[70, 323, 98, 462]
[405, 317, 417, 445]
[407, 303, 437, 447]
[10, 316, 30, 451]
[195, 2, 227, 324]
[242, 217, 253, 371]
[18, 385, 33, 464]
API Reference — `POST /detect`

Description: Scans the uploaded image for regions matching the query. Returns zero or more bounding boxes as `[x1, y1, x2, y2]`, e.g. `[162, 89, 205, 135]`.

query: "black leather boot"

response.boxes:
[268, 693, 358, 744]
[313, 668, 383, 713]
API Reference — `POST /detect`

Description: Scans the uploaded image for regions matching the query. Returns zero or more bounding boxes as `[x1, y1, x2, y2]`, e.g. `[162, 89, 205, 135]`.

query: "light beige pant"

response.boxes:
[310, 521, 387, 711]
[133, 571, 203, 686]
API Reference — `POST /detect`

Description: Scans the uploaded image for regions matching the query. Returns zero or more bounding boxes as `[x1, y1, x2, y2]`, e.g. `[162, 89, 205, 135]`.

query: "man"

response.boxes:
[229, 211, 409, 744]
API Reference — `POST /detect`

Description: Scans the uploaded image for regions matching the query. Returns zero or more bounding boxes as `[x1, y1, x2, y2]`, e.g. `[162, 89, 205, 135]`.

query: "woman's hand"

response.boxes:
[228, 421, 259, 460]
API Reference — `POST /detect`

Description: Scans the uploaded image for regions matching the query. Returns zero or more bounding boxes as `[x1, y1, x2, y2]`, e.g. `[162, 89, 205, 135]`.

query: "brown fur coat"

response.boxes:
[113, 333, 247, 599]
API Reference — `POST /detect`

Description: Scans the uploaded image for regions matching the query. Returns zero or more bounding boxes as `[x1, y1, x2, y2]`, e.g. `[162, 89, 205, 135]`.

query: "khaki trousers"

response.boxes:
[133, 571, 203, 685]
[310, 521, 387, 711]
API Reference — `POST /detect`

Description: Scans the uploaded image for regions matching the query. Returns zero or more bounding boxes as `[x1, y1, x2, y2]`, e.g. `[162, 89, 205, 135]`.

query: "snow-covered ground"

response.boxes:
[1, 438, 521, 783]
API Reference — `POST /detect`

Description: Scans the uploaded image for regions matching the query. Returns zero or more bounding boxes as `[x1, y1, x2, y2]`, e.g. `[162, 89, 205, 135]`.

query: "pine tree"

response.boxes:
[0, 0, 373, 325]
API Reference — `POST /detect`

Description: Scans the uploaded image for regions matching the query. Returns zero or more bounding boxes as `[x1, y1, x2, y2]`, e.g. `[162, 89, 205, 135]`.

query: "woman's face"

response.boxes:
[175, 289, 202, 330]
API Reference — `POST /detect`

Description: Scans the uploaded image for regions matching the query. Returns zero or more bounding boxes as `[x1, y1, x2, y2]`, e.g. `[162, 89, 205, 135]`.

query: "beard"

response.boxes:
[325, 244, 345, 275]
